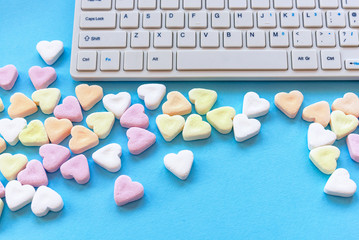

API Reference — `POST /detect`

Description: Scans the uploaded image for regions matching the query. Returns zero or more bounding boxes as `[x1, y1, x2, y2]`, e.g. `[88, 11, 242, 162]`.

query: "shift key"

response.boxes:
[79, 31, 127, 48]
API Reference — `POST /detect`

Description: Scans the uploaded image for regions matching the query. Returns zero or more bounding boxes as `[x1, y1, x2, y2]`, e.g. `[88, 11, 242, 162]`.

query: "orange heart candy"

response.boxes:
[162, 91, 192, 116]
[75, 84, 103, 111]
[69, 125, 99, 154]
[302, 101, 331, 127]
[332, 92, 359, 118]
[44, 117, 73, 144]
[8, 93, 38, 119]
[274, 90, 304, 118]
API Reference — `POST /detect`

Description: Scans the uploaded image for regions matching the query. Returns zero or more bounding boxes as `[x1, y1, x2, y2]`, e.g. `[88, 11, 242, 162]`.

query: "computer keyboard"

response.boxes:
[70, 0, 359, 80]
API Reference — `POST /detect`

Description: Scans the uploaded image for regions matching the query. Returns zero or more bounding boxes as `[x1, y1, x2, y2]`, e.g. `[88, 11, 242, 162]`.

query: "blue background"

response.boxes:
[1, 1, 359, 239]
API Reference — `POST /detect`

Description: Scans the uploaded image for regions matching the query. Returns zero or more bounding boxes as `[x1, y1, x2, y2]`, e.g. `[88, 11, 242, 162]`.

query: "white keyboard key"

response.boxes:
[293, 30, 313, 47]
[100, 51, 120, 71]
[251, 0, 270, 9]
[342, 0, 359, 9]
[148, 51, 173, 70]
[120, 12, 139, 29]
[82, 0, 112, 10]
[177, 31, 197, 48]
[223, 31, 243, 48]
[303, 11, 323, 28]
[201, 31, 220, 48]
[143, 12, 162, 29]
[316, 30, 336, 47]
[274, 0, 293, 9]
[138, 0, 157, 9]
[270, 30, 290, 47]
[292, 50, 318, 70]
[339, 30, 359, 47]
[183, 0, 202, 9]
[212, 12, 231, 29]
[296, 0, 315, 9]
[319, 0, 338, 9]
[345, 59, 359, 69]
[161, 0, 179, 9]
[228, 0, 247, 9]
[79, 31, 127, 48]
[326, 11, 346, 28]
[189, 12, 208, 29]
[166, 12, 185, 29]
[80, 12, 116, 29]
[349, 11, 359, 28]
[154, 31, 173, 48]
[116, 0, 134, 9]
[124, 51, 143, 70]
[321, 50, 341, 70]
[131, 31, 150, 48]
[234, 12, 254, 28]
[280, 12, 300, 28]
[206, 0, 225, 9]
[247, 31, 266, 48]
[257, 12, 276, 28]
[77, 51, 97, 71]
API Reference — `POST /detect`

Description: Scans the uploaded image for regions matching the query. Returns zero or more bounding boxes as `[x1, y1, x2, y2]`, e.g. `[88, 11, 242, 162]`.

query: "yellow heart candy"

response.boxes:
[330, 110, 359, 140]
[0, 97, 4, 112]
[156, 114, 185, 142]
[32, 88, 61, 114]
[19, 120, 49, 146]
[183, 114, 211, 141]
[86, 112, 115, 139]
[0, 198, 3, 217]
[206, 107, 236, 134]
[0, 138, 6, 154]
[189, 88, 217, 115]
[309, 145, 340, 174]
[0, 153, 28, 180]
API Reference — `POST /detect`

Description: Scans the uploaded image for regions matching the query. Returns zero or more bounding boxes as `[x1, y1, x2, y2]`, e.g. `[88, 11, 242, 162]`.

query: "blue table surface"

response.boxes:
[1, 1, 359, 239]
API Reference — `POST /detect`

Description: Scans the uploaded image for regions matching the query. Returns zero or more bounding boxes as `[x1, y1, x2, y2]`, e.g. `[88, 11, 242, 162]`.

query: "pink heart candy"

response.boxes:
[17, 160, 48, 187]
[54, 96, 83, 122]
[60, 154, 90, 184]
[127, 127, 156, 155]
[114, 175, 144, 206]
[0, 181, 5, 198]
[39, 144, 71, 172]
[120, 104, 149, 129]
[347, 133, 359, 162]
[0, 64, 18, 90]
[28, 66, 57, 90]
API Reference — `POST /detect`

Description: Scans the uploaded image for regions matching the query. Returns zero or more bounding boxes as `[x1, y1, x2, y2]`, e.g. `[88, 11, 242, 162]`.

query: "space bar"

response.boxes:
[177, 50, 288, 70]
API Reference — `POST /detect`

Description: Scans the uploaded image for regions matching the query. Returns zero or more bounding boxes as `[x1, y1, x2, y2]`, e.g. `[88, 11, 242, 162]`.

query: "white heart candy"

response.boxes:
[164, 150, 194, 180]
[103, 92, 131, 119]
[31, 186, 64, 217]
[324, 168, 357, 197]
[307, 123, 336, 150]
[5, 180, 35, 211]
[92, 143, 122, 172]
[233, 114, 261, 142]
[137, 84, 166, 110]
[0, 118, 27, 146]
[242, 92, 270, 118]
[36, 40, 64, 65]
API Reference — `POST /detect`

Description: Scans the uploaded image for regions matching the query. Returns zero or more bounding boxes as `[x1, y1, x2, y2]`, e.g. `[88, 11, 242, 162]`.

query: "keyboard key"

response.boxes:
[321, 50, 341, 70]
[292, 50, 318, 70]
[296, 0, 315, 9]
[200, 31, 220, 48]
[177, 50, 288, 70]
[270, 30, 290, 47]
[274, 0, 293, 9]
[116, 0, 134, 9]
[82, 0, 112, 10]
[79, 31, 127, 48]
[234, 12, 254, 28]
[166, 12, 185, 29]
[303, 11, 323, 28]
[189, 12, 208, 29]
[154, 31, 173, 48]
[120, 12, 139, 29]
[326, 11, 346, 28]
[316, 30, 336, 47]
[280, 12, 300, 28]
[100, 51, 120, 70]
[257, 12, 276, 28]
[147, 51, 173, 70]
[228, 0, 247, 9]
[177, 31, 197, 48]
[212, 12, 230, 29]
[77, 51, 97, 71]
[345, 59, 359, 69]
[251, 0, 270, 9]
[131, 31, 150, 48]
[247, 31, 266, 48]
[143, 12, 162, 29]
[319, 0, 338, 9]
[223, 31, 243, 48]
[293, 30, 313, 47]
[80, 12, 116, 29]
[124, 51, 143, 70]
[342, 0, 359, 9]
[161, 0, 179, 9]
[349, 11, 359, 28]
[183, 0, 202, 9]
[138, 0, 157, 9]
[339, 30, 359, 47]
[206, 0, 225, 10]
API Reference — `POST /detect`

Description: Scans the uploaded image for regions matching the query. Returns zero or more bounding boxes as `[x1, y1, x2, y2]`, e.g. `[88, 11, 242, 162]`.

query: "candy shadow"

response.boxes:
[35, 208, 63, 222]
[117, 197, 145, 212]
[324, 194, 355, 205]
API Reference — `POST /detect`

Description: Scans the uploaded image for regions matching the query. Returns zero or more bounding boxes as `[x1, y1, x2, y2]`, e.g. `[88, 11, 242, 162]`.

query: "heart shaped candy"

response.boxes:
[162, 91, 192, 116]
[330, 110, 358, 140]
[28, 66, 57, 90]
[0, 97, 4, 112]
[0, 153, 28, 180]
[347, 134, 359, 162]
[103, 92, 131, 119]
[60, 154, 90, 184]
[243, 92, 270, 118]
[0, 199, 3, 217]
[182, 114, 211, 141]
[189, 88, 217, 115]
[156, 114, 185, 142]
[17, 160, 48, 187]
[114, 175, 144, 206]
[31, 186, 64, 217]
[54, 96, 83, 122]
[5, 180, 35, 211]
[86, 112, 115, 139]
[233, 114, 261, 142]
[92, 143, 122, 172]
[120, 104, 149, 129]
[206, 106, 236, 134]
[44, 117, 73, 144]
[39, 144, 71, 173]
[324, 168, 357, 197]
[0, 64, 18, 90]
[19, 120, 49, 146]
[164, 150, 194, 180]
[69, 126, 99, 154]
[0, 118, 27, 145]
[332, 92, 359, 118]
[302, 101, 331, 127]
[309, 145, 340, 174]
[0, 181, 5, 198]
[36, 40, 64, 65]
[307, 123, 336, 150]
[137, 83, 166, 110]
[32, 88, 61, 114]
[0, 138, 6, 154]
[274, 90, 304, 118]
[127, 127, 156, 155]
[75, 84, 103, 111]
[8, 93, 38, 119]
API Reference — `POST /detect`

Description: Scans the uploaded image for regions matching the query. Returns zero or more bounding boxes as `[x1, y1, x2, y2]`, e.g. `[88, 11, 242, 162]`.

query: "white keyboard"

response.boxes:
[70, 0, 359, 80]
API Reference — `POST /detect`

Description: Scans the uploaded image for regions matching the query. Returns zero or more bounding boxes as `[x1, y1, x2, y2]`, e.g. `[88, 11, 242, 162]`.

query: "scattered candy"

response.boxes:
[0, 97, 4, 112]
[242, 92, 270, 118]
[60, 154, 90, 184]
[302, 101, 331, 127]
[36, 40, 64, 65]
[347, 134, 359, 163]
[92, 143, 122, 172]
[309, 145, 340, 174]
[0, 64, 18, 90]
[86, 112, 115, 139]
[32, 88, 61, 114]
[137, 83, 166, 110]
[0, 153, 28, 180]
[0, 181, 5, 198]
[126, 127, 156, 155]
[156, 114, 185, 142]
[162, 91, 192, 116]
[5, 180, 35, 211]
[31, 186, 64, 217]
[0, 118, 27, 145]
[40, 144, 71, 173]
[332, 92, 359, 118]
[330, 110, 358, 140]
[28, 66, 57, 90]
[120, 104, 149, 129]
[324, 168, 357, 198]
[17, 160, 48, 187]
[206, 106, 236, 134]
[75, 84, 103, 111]
[0, 138, 5, 153]
[274, 90, 303, 118]
[69, 125, 99, 154]
[44, 117, 73, 144]
[8, 92, 37, 119]
[188, 88, 217, 115]
[19, 120, 49, 146]
[307, 123, 336, 150]
[54, 96, 83, 122]
[233, 114, 261, 142]
[164, 150, 193, 180]
[103, 92, 131, 119]
[182, 114, 211, 141]
[114, 175, 144, 206]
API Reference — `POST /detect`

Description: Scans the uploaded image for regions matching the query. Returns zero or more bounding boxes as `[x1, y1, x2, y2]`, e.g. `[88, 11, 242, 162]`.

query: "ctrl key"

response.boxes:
[345, 60, 359, 70]
[77, 51, 97, 71]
